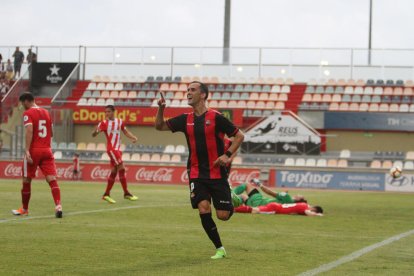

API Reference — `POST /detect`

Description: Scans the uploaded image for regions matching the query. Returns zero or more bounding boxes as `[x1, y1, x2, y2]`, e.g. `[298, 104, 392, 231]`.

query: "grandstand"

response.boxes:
[0, 45, 412, 190]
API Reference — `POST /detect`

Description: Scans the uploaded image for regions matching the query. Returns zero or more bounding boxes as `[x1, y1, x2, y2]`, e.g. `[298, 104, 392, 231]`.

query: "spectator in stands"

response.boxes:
[12, 47, 24, 79]
[5, 59, 14, 81]
[26, 49, 37, 64]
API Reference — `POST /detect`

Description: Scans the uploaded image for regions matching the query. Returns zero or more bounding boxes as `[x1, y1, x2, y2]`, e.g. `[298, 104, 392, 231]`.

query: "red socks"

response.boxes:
[48, 180, 61, 206]
[104, 171, 117, 196]
[21, 181, 31, 210]
[118, 169, 129, 194]
[234, 205, 252, 213]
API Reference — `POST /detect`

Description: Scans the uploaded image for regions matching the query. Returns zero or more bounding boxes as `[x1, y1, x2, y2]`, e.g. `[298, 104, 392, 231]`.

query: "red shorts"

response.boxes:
[23, 148, 57, 178]
[107, 150, 123, 167]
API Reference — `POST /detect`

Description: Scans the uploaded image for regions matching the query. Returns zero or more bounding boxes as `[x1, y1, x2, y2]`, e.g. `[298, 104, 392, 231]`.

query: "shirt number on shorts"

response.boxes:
[38, 120, 47, 138]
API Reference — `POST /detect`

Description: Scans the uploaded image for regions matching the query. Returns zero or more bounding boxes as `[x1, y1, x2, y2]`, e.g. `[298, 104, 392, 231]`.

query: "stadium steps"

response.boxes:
[285, 84, 307, 113]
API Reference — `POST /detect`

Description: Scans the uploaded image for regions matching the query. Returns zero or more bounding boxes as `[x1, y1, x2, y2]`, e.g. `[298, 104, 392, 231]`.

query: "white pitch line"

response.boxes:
[0, 203, 187, 224]
[298, 228, 414, 276]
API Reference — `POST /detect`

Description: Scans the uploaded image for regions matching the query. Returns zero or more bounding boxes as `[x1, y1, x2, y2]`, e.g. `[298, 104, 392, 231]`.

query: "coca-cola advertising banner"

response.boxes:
[72, 107, 243, 126]
[0, 161, 261, 185]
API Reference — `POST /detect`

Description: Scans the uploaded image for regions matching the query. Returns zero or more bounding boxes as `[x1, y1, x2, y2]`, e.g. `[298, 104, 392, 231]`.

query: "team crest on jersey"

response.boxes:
[23, 115, 28, 122]
[205, 120, 211, 126]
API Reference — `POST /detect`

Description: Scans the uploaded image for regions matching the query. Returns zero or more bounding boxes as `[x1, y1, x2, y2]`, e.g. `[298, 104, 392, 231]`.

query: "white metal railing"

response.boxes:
[1, 46, 414, 82]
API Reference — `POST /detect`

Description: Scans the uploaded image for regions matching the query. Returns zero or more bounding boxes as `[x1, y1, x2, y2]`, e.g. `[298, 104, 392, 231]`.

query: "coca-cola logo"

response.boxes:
[135, 167, 174, 182]
[181, 170, 189, 183]
[91, 166, 112, 180]
[229, 170, 260, 184]
[5, 164, 22, 177]
[56, 165, 74, 179]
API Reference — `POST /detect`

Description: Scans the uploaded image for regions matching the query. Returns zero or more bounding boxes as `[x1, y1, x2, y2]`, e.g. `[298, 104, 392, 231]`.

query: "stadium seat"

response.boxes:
[382, 160, 393, 169]
[178, 84, 187, 92]
[232, 156, 242, 165]
[160, 83, 169, 91]
[211, 92, 221, 100]
[101, 153, 110, 161]
[140, 153, 151, 161]
[364, 87, 374, 95]
[249, 93, 259, 100]
[83, 90, 92, 98]
[247, 101, 256, 109]
[393, 160, 403, 169]
[379, 103, 389, 112]
[130, 153, 140, 161]
[399, 104, 409, 112]
[374, 87, 383, 95]
[389, 104, 399, 112]
[354, 87, 364, 94]
[327, 159, 338, 167]
[259, 93, 269, 101]
[208, 100, 218, 108]
[119, 91, 128, 98]
[231, 92, 241, 100]
[316, 159, 327, 167]
[122, 153, 131, 161]
[86, 143, 96, 151]
[268, 93, 278, 101]
[349, 103, 359, 111]
[403, 87, 413, 95]
[344, 86, 354, 94]
[295, 158, 306, 166]
[77, 98, 87, 106]
[53, 151, 62, 159]
[312, 94, 322, 102]
[410, 104, 414, 112]
[160, 154, 171, 162]
[329, 102, 339, 111]
[315, 86, 324, 94]
[403, 161, 414, 170]
[114, 83, 123, 90]
[339, 149, 351, 158]
[305, 159, 316, 167]
[87, 82, 97, 90]
[164, 145, 175, 153]
[275, 102, 285, 109]
[370, 160, 381, 168]
[97, 83, 106, 90]
[171, 154, 181, 163]
[106, 99, 114, 106]
[302, 94, 312, 102]
[322, 95, 332, 102]
[109, 91, 119, 98]
[96, 143, 106, 151]
[368, 103, 379, 112]
[337, 159, 348, 168]
[58, 142, 68, 150]
[281, 85, 290, 93]
[332, 94, 341, 102]
[150, 154, 161, 162]
[228, 100, 238, 108]
[265, 101, 275, 109]
[271, 85, 281, 93]
[406, 151, 414, 160]
[87, 98, 96, 106]
[77, 143, 86, 150]
[359, 103, 369, 111]
[284, 158, 295, 166]
[339, 103, 349, 111]
[394, 87, 403, 95]
[351, 95, 361, 102]
[278, 94, 288, 101]
[334, 86, 344, 94]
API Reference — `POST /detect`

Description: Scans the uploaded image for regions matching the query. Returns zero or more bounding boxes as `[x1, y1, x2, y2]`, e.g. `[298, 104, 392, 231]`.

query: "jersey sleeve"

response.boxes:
[166, 114, 187, 133]
[23, 111, 33, 127]
[216, 113, 239, 137]
[98, 121, 107, 132]
[120, 120, 126, 131]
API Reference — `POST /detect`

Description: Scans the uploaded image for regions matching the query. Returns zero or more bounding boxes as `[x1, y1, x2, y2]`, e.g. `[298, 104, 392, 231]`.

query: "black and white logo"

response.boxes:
[46, 64, 63, 84]
[387, 175, 409, 187]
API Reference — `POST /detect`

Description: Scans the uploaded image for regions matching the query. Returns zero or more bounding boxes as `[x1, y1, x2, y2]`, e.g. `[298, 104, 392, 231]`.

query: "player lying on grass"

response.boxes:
[232, 178, 306, 207]
[235, 202, 324, 216]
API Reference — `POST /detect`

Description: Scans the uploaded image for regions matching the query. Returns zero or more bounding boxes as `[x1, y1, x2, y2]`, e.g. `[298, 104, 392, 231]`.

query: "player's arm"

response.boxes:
[122, 127, 138, 143]
[304, 210, 323, 217]
[24, 124, 33, 164]
[260, 185, 278, 198]
[92, 125, 100, 137]
[155, 91, 170, 131]
[214, 130, 244, 167]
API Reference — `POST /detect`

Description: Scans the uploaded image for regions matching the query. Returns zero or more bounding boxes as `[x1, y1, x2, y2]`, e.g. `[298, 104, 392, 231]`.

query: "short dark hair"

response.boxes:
[313, 206, 324, 214]
[190, 81, 209, 99]
[105, 105, 115, 111]
[19, 92, 35, 102]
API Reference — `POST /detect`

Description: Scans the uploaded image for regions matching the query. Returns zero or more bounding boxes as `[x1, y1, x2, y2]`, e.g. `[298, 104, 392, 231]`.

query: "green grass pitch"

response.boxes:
[0, 179, 413, 275]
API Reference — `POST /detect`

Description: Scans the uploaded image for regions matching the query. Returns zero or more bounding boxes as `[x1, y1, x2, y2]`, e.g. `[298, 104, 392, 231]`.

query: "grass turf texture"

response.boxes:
[0, 179, 413, 275]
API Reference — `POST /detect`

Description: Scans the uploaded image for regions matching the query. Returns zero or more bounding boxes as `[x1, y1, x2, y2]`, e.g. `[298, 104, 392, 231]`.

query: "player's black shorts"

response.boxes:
[189, 178, 233, 211]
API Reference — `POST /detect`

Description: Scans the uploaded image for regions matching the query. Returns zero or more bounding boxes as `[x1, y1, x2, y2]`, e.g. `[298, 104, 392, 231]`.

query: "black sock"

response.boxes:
[200, 213, 222, 249]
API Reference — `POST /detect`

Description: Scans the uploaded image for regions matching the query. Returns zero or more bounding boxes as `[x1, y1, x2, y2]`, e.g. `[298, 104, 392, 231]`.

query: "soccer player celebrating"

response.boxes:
[235, 202, 324, 216]
[92, 105, 138, 203]
[12, 92, 62, 218]
[155, 81, 244, 259]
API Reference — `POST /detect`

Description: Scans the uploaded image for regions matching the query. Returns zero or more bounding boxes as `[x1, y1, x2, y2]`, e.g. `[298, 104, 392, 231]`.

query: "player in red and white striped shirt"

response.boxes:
[92, 105, 138, 203]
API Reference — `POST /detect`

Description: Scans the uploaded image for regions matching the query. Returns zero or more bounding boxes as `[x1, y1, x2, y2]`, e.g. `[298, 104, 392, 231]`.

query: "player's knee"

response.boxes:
[217, 211, 232, 221]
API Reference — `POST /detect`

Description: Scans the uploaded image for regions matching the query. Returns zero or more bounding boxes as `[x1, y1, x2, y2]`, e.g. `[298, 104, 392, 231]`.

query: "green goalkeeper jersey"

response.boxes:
[246, 192, 294, 207]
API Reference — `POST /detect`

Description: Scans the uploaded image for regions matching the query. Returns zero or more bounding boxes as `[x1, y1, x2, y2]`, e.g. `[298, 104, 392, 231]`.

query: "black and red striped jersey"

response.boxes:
[167, 109, 239, 180]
